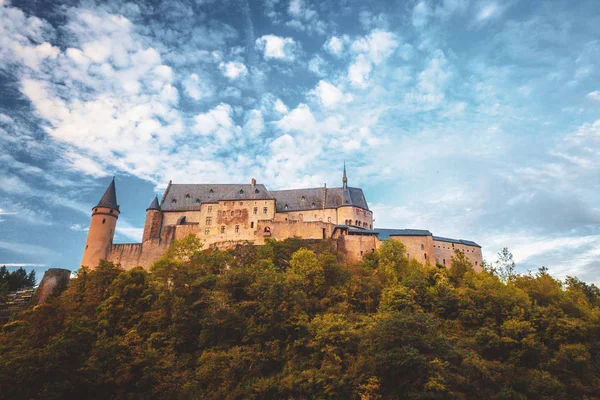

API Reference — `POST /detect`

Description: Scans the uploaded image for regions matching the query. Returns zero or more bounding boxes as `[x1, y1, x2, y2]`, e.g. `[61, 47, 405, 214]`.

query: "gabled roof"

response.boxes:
[433, 236, 481, 248]
[374, 228, 432, 240]
[95, 178, 119, 210]
[146, 196, 160, 211]
[270, 186, 369, 212]
[161, 183, 273, 211]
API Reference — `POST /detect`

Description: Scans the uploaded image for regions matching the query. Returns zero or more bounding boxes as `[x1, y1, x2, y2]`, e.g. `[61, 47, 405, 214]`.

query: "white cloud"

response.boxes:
[351, 30, 399, 64]
[64, 151, 109, 177]
[274, 98, 289, 114]
[478, 3, 499, 20]
[243, 109, 264, 138]
[255, 34, 297, 61]
[193, 103, 240, 144]
[324, 36, 344, 56]
[587, 91, 600, 101]
[311, 80, 352, 108]
[405, 50, 452, 110]
[275, 103, 317, 133]
[70, 223, 88, 232]
[412, 1, 430, 28]
[219, 61, 248, 79]
[183, 73, 213, 100]
[348, 55, 372, 88]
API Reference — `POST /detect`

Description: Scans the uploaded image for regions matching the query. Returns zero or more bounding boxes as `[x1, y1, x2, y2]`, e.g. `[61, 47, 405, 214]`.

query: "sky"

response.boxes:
[0, 0, 599, 283]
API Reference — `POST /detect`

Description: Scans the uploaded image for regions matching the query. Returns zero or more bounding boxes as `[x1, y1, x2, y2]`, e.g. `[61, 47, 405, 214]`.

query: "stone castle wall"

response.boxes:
[433, 240, 484, 272]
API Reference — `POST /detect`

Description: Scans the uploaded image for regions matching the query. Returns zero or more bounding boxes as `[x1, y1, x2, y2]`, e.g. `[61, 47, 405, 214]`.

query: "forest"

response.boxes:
[0, 266, 36, 300]
[0, 236, 599, 399]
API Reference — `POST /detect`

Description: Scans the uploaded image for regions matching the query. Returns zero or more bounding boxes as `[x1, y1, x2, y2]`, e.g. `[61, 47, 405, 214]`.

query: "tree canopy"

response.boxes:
[1, 237, 599, 399]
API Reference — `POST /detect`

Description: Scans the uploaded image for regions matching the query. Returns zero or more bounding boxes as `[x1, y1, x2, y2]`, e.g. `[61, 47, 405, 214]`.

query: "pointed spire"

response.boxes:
[342, 162, 348, 189]
[95, 178, 119, 211]
[146, 196, 160, 211]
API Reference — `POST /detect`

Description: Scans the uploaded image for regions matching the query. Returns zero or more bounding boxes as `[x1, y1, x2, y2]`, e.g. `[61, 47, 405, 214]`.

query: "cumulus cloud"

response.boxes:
[324, 36, 345, 56]
[587, 91, 600, 101]
[193, 103, 240, 144]
[219, 61, 248, 79]
[348, 54, 372, 87]
[310, 80, 352, 108]
[255, 34, 297, 61]
[183, 73, 213, 100]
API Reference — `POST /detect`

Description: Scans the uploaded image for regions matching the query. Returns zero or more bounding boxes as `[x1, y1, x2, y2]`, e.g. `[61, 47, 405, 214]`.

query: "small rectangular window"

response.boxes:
[253, 207, 258, 214]
[208, 206, 213, 213]
[251, 221, 254, 228]
[263, 207, 267, 214]
[235, 225, 239, 233]
[205, 227, 210, 235]
[206, 217, 212, 225]
[220, 226, 225, 233]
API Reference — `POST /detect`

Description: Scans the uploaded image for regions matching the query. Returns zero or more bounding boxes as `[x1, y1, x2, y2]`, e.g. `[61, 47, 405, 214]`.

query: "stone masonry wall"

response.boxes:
[433, 240, 483, 272]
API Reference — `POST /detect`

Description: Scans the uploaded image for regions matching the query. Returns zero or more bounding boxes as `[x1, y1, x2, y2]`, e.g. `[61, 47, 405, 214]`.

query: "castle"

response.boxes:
[81, 168, 483, 271]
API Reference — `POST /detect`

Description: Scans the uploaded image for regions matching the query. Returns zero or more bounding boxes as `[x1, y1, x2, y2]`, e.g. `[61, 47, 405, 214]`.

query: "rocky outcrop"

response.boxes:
[30, 268, 71, 306]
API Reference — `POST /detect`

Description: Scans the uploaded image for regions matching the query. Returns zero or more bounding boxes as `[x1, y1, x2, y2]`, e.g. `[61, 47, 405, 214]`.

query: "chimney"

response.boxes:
[251, 178, 256, 186]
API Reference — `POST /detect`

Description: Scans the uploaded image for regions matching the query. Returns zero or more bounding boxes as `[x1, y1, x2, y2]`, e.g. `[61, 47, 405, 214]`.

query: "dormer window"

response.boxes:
[209, 189, 214, 193]
[185, 194, 190, 199]
[301, 196, 305, 200]
[284, 204, 288, 210]
[239, 189, 244, 194]
[171, 199, 177, 203]
[196, 199, 201, 203]
[311, 202, 315, 207]
[255, 189, 259, 194]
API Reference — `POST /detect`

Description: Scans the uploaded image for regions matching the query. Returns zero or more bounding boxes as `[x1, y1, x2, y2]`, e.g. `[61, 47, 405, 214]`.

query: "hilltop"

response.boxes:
[1, 237, 599, 399]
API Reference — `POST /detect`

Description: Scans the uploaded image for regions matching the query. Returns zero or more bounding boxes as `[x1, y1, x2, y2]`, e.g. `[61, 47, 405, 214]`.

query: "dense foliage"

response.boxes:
[1, 237, 599, 399]
[0, 266, 36, 299]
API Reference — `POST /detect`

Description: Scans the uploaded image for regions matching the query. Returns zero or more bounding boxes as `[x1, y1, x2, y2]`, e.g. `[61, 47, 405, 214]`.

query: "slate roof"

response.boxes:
[433, 236, 481, 248]
[161, 184, 273, 211]
[270, 186, 369, 212]
[374, 228, 433, 240]
[95, 179, 119, 210]
[146, 196, 160, 211]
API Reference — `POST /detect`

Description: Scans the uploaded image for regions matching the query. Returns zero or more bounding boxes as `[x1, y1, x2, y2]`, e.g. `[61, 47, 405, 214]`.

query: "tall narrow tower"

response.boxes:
[342, 162, 348, 190]
[142, 196, 162, 242]
[81, 178, 120, 268]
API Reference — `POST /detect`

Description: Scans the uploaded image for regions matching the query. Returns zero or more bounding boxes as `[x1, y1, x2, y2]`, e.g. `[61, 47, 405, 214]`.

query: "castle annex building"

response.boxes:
[81, 169, 483, 271]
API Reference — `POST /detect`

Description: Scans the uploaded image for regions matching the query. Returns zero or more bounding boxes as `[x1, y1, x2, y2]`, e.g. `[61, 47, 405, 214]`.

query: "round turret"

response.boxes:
[81, 178, 120, 268]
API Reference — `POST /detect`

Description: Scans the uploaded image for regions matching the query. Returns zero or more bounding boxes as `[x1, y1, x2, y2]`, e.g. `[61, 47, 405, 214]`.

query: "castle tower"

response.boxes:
[142, 196, 162, 242]
[342, 162, 348, 190]
[81, 178, 120, 268]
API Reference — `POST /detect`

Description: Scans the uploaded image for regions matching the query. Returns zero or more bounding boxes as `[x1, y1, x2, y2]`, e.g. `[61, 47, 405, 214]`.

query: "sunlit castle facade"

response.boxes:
[81, 168, 483, 271]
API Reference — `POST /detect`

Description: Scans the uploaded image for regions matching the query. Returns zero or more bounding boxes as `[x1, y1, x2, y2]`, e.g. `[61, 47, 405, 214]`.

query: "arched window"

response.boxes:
[231, 211, 234, 216]
[250, 221, 254, 228]
[421, 244, 425, 250]
[102, 218, 106, 224]
[264, 226, 271, 233]
[424, 253, 427, 260]
[177, 216, 186, 225]
[220, 226, 225, 233]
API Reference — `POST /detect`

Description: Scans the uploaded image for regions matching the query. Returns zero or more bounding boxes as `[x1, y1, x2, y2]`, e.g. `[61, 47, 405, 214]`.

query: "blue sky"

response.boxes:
[0, 0, 599, 283]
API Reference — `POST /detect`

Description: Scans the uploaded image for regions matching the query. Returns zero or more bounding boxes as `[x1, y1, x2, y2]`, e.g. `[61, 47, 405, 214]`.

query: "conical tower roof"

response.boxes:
[146, 196, 160, 211]
[95, 178, 119, 210]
